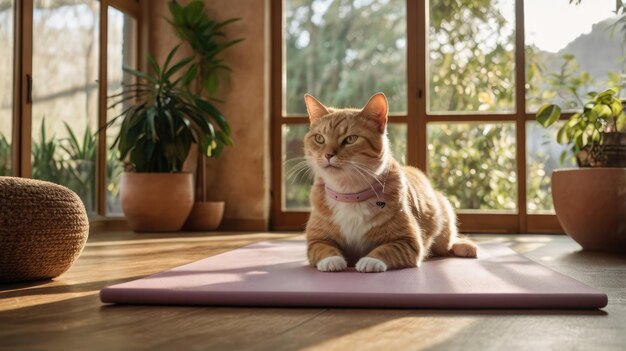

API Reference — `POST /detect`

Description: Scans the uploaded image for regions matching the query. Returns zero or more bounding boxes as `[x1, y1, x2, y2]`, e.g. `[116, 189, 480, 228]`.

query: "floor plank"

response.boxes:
[1, 231, 625, 351]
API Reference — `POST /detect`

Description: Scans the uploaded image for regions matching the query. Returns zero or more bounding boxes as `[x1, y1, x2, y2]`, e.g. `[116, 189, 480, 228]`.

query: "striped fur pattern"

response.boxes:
[303, 93, 477, 273]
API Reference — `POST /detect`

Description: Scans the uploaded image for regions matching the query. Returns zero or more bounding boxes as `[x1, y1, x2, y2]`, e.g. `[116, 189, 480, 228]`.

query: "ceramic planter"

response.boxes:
[120, 172, 194, 232]
[183, 201, 225, 231]
[551, 168, 626, 252]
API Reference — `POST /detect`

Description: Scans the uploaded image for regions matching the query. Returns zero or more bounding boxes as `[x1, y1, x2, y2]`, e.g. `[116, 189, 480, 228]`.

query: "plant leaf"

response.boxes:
[123, 66, 156, 84]
[592, 103, 612, 120]
[163, 56, 194, 81]
[610, 99, 623, 116]
[194, 97, 231, 135]
[617, 112, 626, 131]
[596, 87, 619, 101]
[556, 123, 569, 144]
[148, 54, 161, 76]
[559, 150, 568, 165]
[536, 104, 561, 127]
[146, 107, 158, 140]
[162, 45, 181, 75]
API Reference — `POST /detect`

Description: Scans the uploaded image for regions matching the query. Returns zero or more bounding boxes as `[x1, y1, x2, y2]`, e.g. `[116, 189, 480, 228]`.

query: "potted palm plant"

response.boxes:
[107, 0, 240, 232]
[536, 87, 626, 251]
[166, 0, 243, 231]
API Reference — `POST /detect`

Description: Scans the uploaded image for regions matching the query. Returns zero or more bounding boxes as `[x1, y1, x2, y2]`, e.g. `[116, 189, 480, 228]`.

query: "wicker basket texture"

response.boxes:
[0, 177, 89, 283]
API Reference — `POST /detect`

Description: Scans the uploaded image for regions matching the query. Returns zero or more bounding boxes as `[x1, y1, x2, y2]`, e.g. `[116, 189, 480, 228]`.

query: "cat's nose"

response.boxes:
[325, 153, 334, 161]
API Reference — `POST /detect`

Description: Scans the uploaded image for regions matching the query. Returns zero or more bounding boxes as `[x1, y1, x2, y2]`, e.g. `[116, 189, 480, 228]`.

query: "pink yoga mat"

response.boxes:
[100, 239, 607, 309]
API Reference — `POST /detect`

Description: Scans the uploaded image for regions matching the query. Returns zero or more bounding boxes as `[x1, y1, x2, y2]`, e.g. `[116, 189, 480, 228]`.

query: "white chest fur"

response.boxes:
[327, 199, 380, 255]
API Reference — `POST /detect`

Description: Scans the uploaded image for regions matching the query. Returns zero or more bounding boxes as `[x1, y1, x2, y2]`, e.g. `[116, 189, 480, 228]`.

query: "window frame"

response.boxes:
[270, 0, 565, 233]
[9, 0, 143, 220]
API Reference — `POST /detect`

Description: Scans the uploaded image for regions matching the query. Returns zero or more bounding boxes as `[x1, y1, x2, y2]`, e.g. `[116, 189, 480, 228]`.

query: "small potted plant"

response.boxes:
[535, 87, 626, 251]
[536, 87, 626, 167]
[106, 0, 241, 232]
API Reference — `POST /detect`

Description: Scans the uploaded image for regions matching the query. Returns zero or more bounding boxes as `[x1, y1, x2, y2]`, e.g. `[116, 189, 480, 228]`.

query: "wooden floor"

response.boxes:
[1, 231, 626, 351]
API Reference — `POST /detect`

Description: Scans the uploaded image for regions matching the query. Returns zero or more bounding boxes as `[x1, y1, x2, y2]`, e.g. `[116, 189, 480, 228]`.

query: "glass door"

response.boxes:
[31, 0, 100, 213]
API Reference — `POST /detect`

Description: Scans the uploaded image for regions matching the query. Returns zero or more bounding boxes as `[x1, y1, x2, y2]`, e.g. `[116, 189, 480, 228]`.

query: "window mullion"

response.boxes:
[18, 0, 33, 178]
[97, 0, 109, 216]
[515, 0, 527, 233]
[411, 0, 426, 170]
[270, 0, 284, 228]
[10, 0, 20, 176]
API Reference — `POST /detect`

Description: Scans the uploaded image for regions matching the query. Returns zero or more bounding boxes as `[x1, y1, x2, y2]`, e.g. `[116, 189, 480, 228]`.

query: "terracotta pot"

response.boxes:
[120, 172, 194, 232]
[552, 168, 626, 252]
[183, 201, 225, 231]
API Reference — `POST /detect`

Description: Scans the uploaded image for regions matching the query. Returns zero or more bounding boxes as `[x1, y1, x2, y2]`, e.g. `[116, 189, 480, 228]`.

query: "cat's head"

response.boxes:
[303, 93, 390, 189]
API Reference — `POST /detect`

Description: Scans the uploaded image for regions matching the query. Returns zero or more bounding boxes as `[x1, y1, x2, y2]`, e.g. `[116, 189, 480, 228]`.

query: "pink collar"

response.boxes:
[325, 182, 384, 203]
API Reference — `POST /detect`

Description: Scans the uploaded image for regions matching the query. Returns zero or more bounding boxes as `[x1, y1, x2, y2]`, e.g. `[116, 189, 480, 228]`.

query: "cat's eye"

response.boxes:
[343, 135, 358, 145]
[314, 134, 325, 144]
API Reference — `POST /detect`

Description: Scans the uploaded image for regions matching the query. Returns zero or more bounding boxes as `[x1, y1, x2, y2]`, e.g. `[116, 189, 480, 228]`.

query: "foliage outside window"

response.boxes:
[427, 123, 517, 211]
[284, 0, 407, 115]
[428, 0, 516, 114]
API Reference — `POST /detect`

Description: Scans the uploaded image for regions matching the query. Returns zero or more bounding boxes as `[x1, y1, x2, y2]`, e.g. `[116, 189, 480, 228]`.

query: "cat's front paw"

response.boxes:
[356, 257, 387, 273]
[317, 256, 347, 272]
[451, 242, 478, 258]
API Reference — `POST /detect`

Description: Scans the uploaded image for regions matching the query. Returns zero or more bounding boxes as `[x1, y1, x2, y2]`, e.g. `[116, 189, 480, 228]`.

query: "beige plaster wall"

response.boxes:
[147, 0, 270, 230]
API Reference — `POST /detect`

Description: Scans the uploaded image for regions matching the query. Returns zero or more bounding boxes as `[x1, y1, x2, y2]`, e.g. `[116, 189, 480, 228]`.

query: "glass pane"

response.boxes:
[0, 0, 14, 176]
[427, 123, 517, 211]
[106, 7, 137, 216]
[283, 124, 312, 211]
[284, 0, 407, 115]
[282, 123, 407, 211]
[428, 0, 516, 114]
[526, 121, 576, 214]
[32, 0, 100, 213]
[388, 123, 407, 165]
[525, 0, 625, 112]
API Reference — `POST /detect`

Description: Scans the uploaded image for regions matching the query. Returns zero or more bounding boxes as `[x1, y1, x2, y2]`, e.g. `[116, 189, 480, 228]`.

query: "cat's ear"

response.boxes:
[304, 94, 330, 123]
[361, 92, 388, 133]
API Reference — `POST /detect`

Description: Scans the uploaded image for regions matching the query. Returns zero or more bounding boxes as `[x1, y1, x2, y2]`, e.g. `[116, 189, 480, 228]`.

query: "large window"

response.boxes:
[0, 0, 140, 218]
[272, 0, 626, 232]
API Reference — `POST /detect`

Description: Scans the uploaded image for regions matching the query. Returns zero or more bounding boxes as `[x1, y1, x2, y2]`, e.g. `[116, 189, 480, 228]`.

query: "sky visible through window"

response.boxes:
[526, 0, 618, 53]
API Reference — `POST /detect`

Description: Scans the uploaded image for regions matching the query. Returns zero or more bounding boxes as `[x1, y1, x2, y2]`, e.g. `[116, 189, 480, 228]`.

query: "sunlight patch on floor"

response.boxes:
[301, 316, 477, 351]
[0, 291, 97, 312]
[86, 233, 293, 247]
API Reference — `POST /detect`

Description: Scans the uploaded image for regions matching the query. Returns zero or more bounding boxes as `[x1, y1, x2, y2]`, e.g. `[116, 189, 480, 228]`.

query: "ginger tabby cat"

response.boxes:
[304, 93, 477, 273]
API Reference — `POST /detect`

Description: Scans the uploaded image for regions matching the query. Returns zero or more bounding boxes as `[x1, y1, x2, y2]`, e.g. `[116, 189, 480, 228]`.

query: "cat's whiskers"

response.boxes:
[348, 164, 381, 199]
[349, 162, 385, 188]
[294, 168, 314, 184]
[352, 163, 387, 195]
[285, 158, 314, 184]
[284, 159, 308, 179]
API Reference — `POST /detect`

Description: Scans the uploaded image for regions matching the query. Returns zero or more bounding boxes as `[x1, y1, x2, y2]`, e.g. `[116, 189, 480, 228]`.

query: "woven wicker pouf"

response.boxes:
[0, 177, 89, 283]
